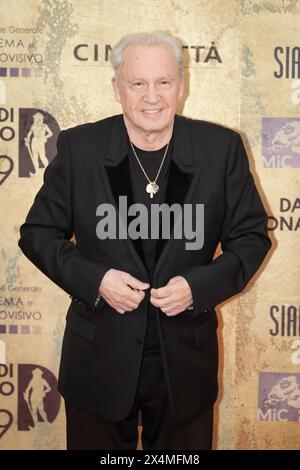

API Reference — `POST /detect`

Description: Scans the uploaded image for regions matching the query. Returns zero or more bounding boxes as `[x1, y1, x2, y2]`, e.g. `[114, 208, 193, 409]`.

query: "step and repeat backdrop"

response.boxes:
[0, 0, 299, 450]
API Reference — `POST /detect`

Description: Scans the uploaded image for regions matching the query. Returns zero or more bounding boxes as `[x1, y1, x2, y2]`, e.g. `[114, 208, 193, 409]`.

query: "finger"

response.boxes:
[150, 295, 163, 307]
[150, 285, 172, 298]
[166, 276, 179, 285]
[134, 288, 145, 296]
[161, 306, 179, 316]
[111, 302, 126, 314]
[150, 295, 174, 308]
[137, 290, 146, 302]
[104, 289, 145, 309]
[121, 286, 143, 304]
[125, 300, 140, 310]
[125, 274, 150, 291]
[116, 308, 126, 314]
[110, 289, 143, 311]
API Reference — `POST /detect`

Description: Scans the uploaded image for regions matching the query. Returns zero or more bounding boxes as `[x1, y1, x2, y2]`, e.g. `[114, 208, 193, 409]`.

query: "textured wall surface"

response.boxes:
[0, 0, 299, 450]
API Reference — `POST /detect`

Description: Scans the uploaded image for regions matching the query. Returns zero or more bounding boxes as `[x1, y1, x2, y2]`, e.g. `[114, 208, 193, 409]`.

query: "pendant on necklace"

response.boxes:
[146, 181, 159, 198]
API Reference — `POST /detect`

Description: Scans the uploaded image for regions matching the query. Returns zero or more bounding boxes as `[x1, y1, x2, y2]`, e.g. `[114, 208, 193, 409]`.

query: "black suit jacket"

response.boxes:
[18, 114, 271, 426]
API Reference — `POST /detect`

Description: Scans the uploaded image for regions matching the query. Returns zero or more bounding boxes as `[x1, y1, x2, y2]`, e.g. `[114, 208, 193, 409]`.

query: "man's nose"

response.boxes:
[144, 84, 160, 103]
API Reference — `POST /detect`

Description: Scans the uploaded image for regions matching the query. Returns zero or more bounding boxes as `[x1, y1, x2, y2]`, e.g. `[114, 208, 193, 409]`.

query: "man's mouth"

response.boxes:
[141, 109, 163, 116]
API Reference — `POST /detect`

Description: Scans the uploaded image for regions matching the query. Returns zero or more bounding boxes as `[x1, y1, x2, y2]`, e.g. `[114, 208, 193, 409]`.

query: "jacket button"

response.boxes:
[136, 337, 143, 345]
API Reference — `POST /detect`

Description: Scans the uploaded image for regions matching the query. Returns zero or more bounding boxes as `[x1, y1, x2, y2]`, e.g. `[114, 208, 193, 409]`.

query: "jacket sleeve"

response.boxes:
[180, 131, 272, 315]
[17, 129, 111, 310]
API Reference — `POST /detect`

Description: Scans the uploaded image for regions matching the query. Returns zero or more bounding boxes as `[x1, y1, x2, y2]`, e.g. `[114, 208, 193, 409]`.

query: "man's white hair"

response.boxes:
[110, 31, 183, 80]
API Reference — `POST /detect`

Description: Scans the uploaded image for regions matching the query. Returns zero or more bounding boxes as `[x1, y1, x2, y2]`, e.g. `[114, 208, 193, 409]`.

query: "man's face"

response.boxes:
[112, 44, 184, 135]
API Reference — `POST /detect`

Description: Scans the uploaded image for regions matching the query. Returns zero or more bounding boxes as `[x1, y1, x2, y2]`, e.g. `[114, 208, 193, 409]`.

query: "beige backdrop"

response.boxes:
[0, 0, 299, 450]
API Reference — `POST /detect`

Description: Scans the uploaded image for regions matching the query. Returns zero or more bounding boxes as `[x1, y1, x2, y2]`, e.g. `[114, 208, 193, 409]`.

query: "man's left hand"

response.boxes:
[150, 276, 193, 316]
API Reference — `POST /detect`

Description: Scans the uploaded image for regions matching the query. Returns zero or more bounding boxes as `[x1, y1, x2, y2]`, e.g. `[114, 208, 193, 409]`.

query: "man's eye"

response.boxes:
[133, 82, 144, 87]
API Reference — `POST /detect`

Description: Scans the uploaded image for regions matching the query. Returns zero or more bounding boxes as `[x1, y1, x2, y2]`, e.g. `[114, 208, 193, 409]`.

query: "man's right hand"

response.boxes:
[98, 268, 150, 314]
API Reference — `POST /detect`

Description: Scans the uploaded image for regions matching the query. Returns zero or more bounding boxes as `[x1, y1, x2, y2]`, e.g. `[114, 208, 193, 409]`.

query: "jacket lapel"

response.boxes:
[153, 116, 202, 279]
[154, 157, 192, 265]
[104, 155, 146, 272]
[97, 114, 201, 279]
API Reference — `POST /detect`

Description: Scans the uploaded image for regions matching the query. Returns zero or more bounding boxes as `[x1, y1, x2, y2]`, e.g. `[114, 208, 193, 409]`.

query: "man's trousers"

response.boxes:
[65, 352, 214, 450]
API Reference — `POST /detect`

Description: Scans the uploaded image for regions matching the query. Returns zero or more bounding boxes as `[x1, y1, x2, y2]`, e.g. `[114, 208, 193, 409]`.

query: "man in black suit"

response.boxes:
[18, 31, 271, 450]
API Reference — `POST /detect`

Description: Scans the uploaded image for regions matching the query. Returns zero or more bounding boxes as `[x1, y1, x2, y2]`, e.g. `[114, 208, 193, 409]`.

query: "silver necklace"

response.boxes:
[129, 140, 170, 198]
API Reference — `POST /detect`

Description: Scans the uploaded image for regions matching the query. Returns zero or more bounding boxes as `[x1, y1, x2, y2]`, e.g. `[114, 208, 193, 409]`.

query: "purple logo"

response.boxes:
[258, 372, 300, 422]
[19, 108, 60, 177]
[17, 364, 60, 431]
[0, 107, 60, 185]
[0, 363, 60, 437]
[262, 117, 300, 168]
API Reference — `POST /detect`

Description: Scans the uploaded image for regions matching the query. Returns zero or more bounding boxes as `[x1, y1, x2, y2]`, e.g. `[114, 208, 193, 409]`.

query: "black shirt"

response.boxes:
[127, 137, 173, 357]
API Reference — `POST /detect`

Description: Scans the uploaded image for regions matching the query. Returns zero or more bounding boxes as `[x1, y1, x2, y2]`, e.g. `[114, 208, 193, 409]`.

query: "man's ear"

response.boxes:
[111, 76, 121, 103]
